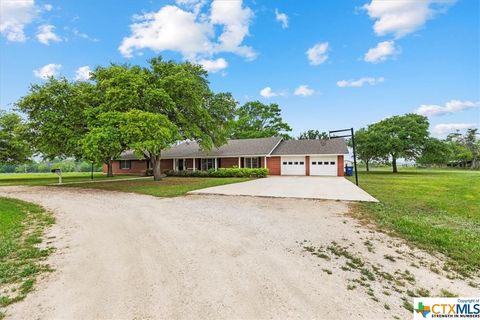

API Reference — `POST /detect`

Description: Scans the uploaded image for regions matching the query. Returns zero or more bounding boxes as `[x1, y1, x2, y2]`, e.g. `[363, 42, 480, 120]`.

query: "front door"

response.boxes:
[178, 159, 184, 171]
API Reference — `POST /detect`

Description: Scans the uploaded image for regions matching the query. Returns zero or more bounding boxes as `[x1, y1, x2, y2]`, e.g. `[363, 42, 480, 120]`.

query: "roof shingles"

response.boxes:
[119, 137, 348, 160]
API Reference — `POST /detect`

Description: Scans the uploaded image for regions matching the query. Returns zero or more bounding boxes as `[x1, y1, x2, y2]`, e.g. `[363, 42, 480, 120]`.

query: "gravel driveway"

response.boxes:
[0, 186, 476, 319]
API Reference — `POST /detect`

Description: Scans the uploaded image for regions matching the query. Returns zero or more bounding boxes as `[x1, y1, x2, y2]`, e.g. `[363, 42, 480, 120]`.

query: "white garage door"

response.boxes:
[281, 156, 306, 175]
[310, 156, 337, 176]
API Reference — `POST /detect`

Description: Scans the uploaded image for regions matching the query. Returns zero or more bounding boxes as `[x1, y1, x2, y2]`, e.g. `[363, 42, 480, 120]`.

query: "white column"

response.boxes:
[193, 158, 196, 171]
[264, 156, 267, 168]
[238, 157, 241, 168]
[215, 158, 218, 171]
[173, 159, 176, 171]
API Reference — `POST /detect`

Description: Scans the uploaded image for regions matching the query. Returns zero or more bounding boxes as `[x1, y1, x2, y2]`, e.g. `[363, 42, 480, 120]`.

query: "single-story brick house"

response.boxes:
[104, 137, 348, 177]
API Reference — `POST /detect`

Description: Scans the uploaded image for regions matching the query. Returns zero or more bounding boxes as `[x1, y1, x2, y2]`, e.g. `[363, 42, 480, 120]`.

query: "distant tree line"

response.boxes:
[354, 114, 479, 172]
[0, 159, 103, 174]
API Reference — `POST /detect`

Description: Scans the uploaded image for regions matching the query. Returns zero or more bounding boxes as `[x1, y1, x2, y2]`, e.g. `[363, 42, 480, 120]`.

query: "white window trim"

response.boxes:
[120, 160, 131, 170]
[244, 157, 259, 168]
[200, 158, 216, 171]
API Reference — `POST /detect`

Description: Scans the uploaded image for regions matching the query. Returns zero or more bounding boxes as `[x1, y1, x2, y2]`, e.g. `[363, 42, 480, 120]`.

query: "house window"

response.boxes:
[201, 158, 215, 171]
[300, 161, 304, 165]
[330, 161, 335, 165]
[312, 161, 317, 165]
[120, 160, 131, 170]
[288, 161, 293, 165]
[318, 162, 323, 165]
[244, 157, 259, 168]
[283, 161, 287, 165]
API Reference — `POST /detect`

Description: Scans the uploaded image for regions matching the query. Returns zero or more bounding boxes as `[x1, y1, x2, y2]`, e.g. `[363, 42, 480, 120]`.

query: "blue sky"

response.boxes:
[1, 0, 479, 138]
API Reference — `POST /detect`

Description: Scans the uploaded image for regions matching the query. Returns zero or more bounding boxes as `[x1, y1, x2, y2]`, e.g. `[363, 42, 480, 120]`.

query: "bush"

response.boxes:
[165, 167, 268, 178]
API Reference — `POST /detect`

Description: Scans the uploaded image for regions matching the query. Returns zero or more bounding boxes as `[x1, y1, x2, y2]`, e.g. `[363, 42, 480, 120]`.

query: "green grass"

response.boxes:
[0, 172, 133, 186]
[347, 168, 480, 275]
[61, 176, 252, 197]
[0, 197, 54, 311]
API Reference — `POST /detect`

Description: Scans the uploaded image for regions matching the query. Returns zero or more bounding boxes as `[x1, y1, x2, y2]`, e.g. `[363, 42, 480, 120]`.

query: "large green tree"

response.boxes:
[460, 128, 479, 169]
[121, 110, 179, 180]
[354, 127, 385, 172]
[0, 111, 32, 164]
[82, 112, 125, 177]
[417, 137, 452, 167]
[16, 78, 97, 159]
[90, 57, 236, 180]
[297, 129, 329, 140]
[369, 114, 429, 173]
[230, 101, 292, 139]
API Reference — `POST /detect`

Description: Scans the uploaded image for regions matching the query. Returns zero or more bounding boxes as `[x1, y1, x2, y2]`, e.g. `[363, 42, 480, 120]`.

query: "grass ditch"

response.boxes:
[0, 197, 55, 317]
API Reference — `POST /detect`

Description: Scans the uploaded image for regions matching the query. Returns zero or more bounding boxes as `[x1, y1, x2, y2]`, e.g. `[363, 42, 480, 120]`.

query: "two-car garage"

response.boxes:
[272, 139, 348, 177]
[280, 156, 338, 176]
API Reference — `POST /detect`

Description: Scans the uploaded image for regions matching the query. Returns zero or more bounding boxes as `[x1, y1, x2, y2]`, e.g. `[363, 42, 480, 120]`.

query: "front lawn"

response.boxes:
[0, 197, 54, 316]
[0, 173, 134, 186]
[347, 168, 480, 275]
[61, 177, 252, 197]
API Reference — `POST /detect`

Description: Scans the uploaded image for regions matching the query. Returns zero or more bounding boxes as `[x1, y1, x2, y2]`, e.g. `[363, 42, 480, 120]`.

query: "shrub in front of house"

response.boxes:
[165, 168, 268, 178]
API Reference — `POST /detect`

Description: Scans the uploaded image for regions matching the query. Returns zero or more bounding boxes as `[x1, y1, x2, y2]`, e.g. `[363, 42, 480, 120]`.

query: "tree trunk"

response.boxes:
[392, 155, 398, 173]
[366, 160, 370, 172]
[152, 155, 162, 181]
[106, 159, 113, 177]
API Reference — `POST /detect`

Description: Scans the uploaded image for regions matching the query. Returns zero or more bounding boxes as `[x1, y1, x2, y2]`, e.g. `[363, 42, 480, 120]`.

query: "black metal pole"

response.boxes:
[351, 128, 359, 186]
[91, 162, 94, 180]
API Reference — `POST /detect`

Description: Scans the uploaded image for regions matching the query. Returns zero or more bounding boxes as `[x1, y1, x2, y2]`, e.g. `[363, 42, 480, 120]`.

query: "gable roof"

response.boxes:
[271, 139, 348, 155]
[119, 136, 283, 160]
[161, 136, 282, 158]
[118, 137, 348, 160]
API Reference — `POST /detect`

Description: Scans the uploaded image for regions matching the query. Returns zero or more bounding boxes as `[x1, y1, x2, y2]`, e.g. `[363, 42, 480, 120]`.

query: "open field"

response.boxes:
[0, 173, 133, 186]
[347, 168, 480, 275]
[0, 197, 54, 317]
[61, 177, 252, 197]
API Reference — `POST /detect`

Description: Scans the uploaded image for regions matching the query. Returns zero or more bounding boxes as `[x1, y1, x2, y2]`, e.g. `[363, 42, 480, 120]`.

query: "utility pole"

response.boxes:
[329, 128, 359, 186]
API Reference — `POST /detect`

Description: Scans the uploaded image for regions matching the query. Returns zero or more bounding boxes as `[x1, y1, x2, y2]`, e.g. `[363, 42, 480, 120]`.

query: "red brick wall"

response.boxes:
[260, 157, 265, 168]
[305, 156, 310, 176]
[267, 156, 281, 175]
[103, 160, 148, 175]
[219, 157, 239, 168]
[161, 159, 173, 173]
[337, 155, 344, 176]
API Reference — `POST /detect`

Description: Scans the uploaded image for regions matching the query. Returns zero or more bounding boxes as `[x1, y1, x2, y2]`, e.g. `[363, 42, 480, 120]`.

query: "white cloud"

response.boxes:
[294, 85, 314, 96]
[72, 28, 99, 42]
[197, 58, 227, 73]
[36, 24, 61, 44]
[337, 77, 384, 88]
[260, 87, 287, 98]
[0, 0, 38, 42]
[432, 123, 477, 137]
[74, 66, 92, 81]
[362, 0, 454, 39]
[43, 4, 52, 11]
[275, 9, 288, 29]
[306, 42, 329, 65]
[119, 0, 255, 66]
[415, 100, 480, 117]
[33, 63, 61, 79]
[364, 40, 398, 63]
[210, 0, 255, 59]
